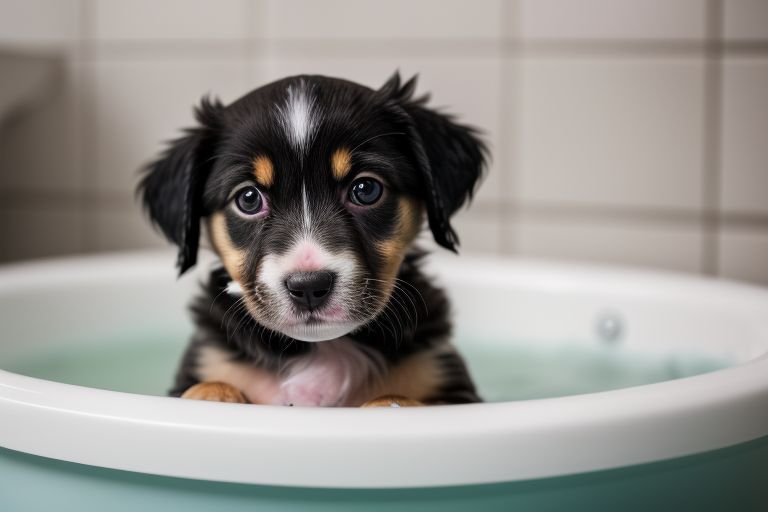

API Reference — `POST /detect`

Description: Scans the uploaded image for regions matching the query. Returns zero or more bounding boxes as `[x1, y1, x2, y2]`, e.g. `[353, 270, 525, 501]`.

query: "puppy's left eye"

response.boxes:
[349, 177, 383, 206]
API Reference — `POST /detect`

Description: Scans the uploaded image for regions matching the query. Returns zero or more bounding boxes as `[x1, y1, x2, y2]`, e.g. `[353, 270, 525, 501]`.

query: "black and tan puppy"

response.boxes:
[140, 72, 486, 407]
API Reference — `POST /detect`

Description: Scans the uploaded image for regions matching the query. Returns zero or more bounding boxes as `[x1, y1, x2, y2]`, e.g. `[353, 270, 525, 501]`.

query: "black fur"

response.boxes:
[140, 72, 487, 405]
[380, 73, 487, 250]
[139, 97, 224, 274]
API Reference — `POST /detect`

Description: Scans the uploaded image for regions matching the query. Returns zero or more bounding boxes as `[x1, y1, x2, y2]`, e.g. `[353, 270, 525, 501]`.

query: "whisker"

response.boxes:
[394, 277, 429, 315]
[209, 286, 232, 314]
[364, 278, 421, 330]
[350, 132, 406, 153]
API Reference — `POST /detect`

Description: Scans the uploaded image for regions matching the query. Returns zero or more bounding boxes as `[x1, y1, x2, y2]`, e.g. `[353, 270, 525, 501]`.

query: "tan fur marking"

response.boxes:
[197, 346, 281, 405]
[368, 348, 445, 402]
[181, 382, 248, 403]
[252, 155, 274, 187]
[208, 212, 245, 282]
[331, 148, 352, 180]
[376, 197, 424, 297]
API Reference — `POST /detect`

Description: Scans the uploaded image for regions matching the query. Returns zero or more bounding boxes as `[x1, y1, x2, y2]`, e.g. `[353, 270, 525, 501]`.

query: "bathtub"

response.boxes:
[1, 250, 767, 511]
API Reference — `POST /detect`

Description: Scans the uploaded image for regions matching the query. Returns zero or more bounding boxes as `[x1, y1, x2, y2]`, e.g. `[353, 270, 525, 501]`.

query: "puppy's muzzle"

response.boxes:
[285, 271, 335, 310]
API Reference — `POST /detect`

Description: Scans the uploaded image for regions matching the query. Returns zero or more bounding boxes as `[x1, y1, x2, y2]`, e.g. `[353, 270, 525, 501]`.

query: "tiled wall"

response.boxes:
[0, 0, 766, 284]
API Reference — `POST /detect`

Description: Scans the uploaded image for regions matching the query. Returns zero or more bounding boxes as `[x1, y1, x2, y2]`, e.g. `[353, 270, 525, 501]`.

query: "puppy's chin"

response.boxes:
[280, 321, 361, 342]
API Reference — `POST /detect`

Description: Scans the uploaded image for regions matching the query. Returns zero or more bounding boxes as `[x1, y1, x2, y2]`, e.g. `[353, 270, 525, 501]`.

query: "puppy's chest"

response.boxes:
[197, 338, 382, 407]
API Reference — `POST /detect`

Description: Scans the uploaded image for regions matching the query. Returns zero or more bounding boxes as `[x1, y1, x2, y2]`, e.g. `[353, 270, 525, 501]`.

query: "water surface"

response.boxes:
[4, 335, 729, 401]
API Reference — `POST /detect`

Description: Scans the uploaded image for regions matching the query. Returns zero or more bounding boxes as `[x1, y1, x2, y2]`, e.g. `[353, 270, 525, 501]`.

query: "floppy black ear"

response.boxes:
[138, 96, 223, 275]
[380, 72, 487, 251]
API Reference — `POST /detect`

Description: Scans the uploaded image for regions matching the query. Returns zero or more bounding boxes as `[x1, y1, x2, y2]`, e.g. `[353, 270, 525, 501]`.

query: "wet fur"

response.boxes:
[140, 72, 487, 406]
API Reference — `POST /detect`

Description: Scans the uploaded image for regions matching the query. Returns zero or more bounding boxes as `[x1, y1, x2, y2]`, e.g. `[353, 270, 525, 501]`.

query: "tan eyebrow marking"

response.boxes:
[252, 155, 274, 187]
[331, 148, 352, 180]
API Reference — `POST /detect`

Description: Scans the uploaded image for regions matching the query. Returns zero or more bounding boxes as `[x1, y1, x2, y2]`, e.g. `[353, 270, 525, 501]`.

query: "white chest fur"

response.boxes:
[278, 338, 384, 406]
[197, 338, 384, 407]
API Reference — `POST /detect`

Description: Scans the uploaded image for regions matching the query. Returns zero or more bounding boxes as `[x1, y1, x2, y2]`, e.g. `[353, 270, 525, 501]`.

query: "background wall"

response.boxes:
[0, 0, 766, 284]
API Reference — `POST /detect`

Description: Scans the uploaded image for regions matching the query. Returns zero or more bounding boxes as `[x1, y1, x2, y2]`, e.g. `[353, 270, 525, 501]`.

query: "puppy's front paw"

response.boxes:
[360, 395, 424, 408]
[181, 381, 248, 403]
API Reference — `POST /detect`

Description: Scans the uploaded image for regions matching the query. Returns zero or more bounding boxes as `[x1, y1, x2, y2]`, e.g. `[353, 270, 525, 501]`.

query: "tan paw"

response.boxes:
[181, 381, 248, 403]
[360, 395, 424, 408]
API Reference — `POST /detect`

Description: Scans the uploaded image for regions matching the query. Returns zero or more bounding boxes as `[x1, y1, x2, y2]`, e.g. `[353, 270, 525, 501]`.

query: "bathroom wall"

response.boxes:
[0, 0, 766, 284]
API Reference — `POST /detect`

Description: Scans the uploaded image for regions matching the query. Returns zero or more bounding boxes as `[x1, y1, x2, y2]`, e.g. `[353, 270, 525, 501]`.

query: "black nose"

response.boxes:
[285, 271, 335, 310]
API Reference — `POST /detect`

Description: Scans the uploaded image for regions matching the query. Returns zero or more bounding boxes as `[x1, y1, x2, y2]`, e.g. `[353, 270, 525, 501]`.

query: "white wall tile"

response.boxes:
[0, 61, 81, 191]
[723, 0, 768, 40]
[511, 214, 703, 272]
[450, 210, 502, 255]
[0, 204, 84, 261]
[92, 0, 249, 40]
[259, 0, 503, 40]
[719, 226, 768, 285]
[514, 0, 706, 40]
[262, 53, 502, 202]
[89, 207, 167, 252]
[86, 58, 249, 194]
[720, 58, 768, 214]
[513, 57, 705, 211]
[0, 0, 80, 46]
[416, 209, 502, 255]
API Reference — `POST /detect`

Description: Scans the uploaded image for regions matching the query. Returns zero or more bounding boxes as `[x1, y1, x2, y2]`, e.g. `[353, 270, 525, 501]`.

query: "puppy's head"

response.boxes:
[140, 72, 486, 342]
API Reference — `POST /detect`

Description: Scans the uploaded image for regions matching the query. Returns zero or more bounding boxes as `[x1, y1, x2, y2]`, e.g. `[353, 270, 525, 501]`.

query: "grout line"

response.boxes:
[495, 0, 510, 255]
[71, 38, 768, 61]
[79, 0, 100, 252]
[515, 39, 708, 57]
[87, 38, 500, 60]
[702, 0, 724, 276]
[497, 0, 519, 256]
[507, 39, 768, 56]
[90, 40, 251, 61]
[723, 40, 768, 53]
[75, 0, 93, 254]
[0, 189, 136, 211]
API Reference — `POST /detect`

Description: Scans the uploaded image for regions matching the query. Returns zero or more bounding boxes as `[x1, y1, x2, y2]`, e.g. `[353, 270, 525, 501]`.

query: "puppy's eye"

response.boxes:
[349, 177, 383, 206]
[234, 186, 264, 215]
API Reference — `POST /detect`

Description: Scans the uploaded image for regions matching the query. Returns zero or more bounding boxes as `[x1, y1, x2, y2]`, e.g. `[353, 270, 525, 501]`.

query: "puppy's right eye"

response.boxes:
[234, 186, 264, 216]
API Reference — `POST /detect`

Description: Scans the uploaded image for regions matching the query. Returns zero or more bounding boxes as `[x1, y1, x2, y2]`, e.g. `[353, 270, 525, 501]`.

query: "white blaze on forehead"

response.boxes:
[301, 182, 311, 233]
[277, 80, 317, 153]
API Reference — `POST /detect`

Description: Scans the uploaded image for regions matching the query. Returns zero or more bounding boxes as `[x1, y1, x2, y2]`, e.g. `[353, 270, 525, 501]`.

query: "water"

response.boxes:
[3, 333, 730, 402]
[4, 334, 186, 396]
[464, 343, 728, 401]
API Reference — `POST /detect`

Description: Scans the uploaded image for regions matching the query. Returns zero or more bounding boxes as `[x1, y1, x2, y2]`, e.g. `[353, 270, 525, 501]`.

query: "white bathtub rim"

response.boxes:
[1, 250, 768, 487]
[1, 355, 768, 488]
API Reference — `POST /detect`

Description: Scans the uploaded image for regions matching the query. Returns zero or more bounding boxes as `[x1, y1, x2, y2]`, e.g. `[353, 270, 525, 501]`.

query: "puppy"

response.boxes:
[139, 72, 487, 407]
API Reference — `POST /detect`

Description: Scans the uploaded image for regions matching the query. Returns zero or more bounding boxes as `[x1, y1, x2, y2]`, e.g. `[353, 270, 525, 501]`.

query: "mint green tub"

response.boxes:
[1, 251, 767, 511]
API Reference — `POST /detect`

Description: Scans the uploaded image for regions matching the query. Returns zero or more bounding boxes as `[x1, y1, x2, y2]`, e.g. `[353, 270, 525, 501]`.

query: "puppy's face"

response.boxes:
[141, 73, 486, 342]
[203, 79, 425, 341]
